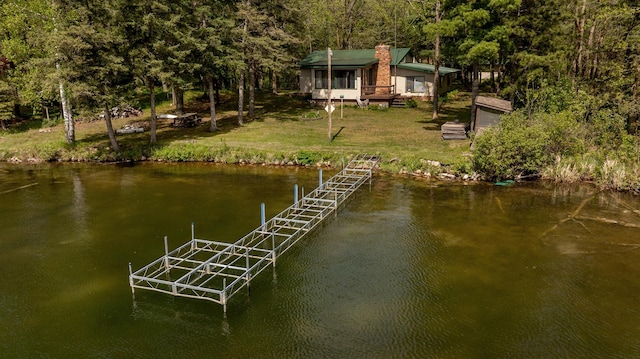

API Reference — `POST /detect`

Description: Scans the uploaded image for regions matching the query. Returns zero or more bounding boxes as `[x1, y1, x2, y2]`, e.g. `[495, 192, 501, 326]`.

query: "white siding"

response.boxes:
[310, 69, 362, 101]
[393, 68, 435, 97]
[300, 69, 313, 93]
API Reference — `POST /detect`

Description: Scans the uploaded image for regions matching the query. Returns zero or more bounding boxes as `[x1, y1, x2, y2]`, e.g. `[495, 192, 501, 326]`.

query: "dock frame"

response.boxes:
[129, 154, 380, 312]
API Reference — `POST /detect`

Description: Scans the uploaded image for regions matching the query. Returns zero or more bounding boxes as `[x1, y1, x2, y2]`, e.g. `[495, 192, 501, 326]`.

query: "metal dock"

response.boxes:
[128, 154, 380, 312]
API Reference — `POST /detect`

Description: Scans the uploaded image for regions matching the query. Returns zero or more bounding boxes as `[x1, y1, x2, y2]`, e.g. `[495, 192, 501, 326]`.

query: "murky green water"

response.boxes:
[1, 163, 640, 358]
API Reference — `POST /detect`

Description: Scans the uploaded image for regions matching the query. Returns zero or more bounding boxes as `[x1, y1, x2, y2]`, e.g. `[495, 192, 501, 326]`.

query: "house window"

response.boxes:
[334, 70, 356, 89]
[315, 70, 327, 89]
[315, 70, 356, 89]
[406, 76, 425, 93]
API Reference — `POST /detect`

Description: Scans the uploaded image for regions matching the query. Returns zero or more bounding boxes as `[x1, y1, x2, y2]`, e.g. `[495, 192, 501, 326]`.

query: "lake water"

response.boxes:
[1, 163, 640, 358]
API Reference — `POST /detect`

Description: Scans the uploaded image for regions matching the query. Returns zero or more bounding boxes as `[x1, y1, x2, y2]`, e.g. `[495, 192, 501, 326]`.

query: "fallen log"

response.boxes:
[0, 182, 38, 195]
[574, 215, 640, 229]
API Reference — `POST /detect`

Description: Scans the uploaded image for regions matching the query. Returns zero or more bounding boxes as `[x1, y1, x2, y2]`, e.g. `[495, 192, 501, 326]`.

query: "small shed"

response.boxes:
[473, 96, 512, 134]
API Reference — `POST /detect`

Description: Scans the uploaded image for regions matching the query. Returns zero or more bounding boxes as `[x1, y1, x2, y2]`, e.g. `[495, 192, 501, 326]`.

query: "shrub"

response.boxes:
[405, 98, 418, 108]
[440, 89, 459, 105]
[301, 110, 321, 119]
[472, 110, 582, 180]
[297, 150, 320, 165]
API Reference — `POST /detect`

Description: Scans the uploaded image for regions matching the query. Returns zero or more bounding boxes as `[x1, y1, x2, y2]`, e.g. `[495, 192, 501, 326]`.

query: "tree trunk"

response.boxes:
[470, 61, 480, 131]
[149, 79, 157, 144]
[13, 103, 20, 119]
[257, 67, 263, 91]
[238, 70, 245, 125]
[52, 2, 74, 144]
[432, 0, 441, 121]
[490, 62, 496, 93]
[248, 64, 255, 118]
[271, 70, 278, 94]
[496, 54, 502, 95]
[574, 0, 588, 80]
[238, 0, 249, 126]
[104, 102, 119, 151]
[57, 66, 74, 144]
[174, 86, 185, 115]
[208, 76, 218, 131]
[585, 20, 596, 79]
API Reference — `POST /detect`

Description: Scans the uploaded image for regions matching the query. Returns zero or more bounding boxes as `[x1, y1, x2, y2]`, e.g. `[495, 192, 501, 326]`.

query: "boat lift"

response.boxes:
[128, 154, 380, 312]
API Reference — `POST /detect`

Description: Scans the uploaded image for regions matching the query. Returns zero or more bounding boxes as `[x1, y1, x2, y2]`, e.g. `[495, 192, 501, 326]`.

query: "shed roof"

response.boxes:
[475, 96, 512, 112]
[299, 48, 412, 69]
[396, 63, 460, 75]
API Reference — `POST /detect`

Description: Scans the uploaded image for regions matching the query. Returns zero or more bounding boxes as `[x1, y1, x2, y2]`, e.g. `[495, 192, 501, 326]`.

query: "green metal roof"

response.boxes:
[397, 63, 460, 75]
[299, 48, 412, 69]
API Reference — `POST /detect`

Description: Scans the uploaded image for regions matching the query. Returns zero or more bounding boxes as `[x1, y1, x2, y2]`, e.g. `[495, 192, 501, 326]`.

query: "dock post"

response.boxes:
[246, 248, 251, 294]
[261, 203, 266, 230]
[294, 184, 298, 207]
[334, 189, 338, 217]
[271, 232, 276, 268]
[319, 169, 323, 188]
[163, 236, 169, 270]
[222, 278, 227, 314]
[128, 262, 135, 295]
[191, 222, 195, 240]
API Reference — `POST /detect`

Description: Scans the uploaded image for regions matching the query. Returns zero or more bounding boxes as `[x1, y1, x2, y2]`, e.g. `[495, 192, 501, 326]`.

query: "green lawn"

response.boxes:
[0, 89, 474, 173]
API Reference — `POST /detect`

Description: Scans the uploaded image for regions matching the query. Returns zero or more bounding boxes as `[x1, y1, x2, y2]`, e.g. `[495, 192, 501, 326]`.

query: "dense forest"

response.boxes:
[0, 0, 639, 186]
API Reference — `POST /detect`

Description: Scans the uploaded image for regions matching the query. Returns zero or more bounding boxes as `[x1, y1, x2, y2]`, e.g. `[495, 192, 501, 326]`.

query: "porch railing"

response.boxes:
[361, 85, 395, 96]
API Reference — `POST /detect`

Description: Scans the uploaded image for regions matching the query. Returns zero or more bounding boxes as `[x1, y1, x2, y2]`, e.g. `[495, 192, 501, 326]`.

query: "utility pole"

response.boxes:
[327, 47, 333, 142]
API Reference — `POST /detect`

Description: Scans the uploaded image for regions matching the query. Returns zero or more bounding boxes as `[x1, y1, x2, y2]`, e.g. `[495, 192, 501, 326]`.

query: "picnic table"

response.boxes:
[167, 113, 202, 127]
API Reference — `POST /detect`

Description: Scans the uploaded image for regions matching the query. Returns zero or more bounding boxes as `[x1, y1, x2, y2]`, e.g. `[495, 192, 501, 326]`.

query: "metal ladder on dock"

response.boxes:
[128, 154, 380, 312]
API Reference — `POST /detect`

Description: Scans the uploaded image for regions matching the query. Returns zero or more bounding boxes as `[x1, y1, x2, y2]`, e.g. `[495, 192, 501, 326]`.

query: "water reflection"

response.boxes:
[0, 163, 639, 357]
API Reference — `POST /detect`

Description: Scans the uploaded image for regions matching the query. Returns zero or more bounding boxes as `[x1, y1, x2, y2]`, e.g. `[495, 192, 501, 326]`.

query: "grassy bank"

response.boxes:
[0, 90, 474, 176]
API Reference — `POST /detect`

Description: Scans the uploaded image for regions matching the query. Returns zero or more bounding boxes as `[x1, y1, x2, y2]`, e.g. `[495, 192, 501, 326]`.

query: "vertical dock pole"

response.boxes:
[222, 278, 227, 314]
[246, 248, 251, 294]
[261, 203, 266, 230]
[271, 232, 276, 268]
[294, 184, 298, 207]
[163, 236, 169, 270]
[191, 222, 195, 240]
[128, 262, 135, 295]
[319, 169, 323, 189]
[334, 188, 338, 218]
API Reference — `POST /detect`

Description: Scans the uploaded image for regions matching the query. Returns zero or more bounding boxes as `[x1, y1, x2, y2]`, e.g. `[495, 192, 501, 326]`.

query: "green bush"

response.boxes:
[301, 110, 321, 119]
[472, 110, 582, 180]
[405, 98, 418, 108]
[440, 89, 459, 105]
[153, 143, 213, 161]
[297, 150, 320, 165]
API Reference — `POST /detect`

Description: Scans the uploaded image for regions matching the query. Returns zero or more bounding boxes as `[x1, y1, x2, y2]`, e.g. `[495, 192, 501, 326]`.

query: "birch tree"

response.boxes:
[0, 0, 77, 143]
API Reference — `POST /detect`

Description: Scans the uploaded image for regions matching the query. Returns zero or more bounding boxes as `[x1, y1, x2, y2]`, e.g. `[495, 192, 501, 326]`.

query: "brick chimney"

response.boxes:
[374, 44, 391, 95]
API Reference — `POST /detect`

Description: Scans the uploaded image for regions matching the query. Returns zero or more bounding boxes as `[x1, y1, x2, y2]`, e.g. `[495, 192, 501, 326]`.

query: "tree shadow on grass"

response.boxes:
[77, 113, 243, 150]
[250, 91, 316, 122]
[418, 95, 472, 131]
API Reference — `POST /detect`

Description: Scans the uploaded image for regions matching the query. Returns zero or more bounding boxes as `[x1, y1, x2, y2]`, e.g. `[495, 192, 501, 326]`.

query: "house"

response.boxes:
[298, 44, 459, 105]
[473, 96, 513, 134]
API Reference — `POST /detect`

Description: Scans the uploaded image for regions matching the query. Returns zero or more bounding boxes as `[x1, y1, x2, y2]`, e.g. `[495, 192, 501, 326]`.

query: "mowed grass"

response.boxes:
[0, 89, 473, 167]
